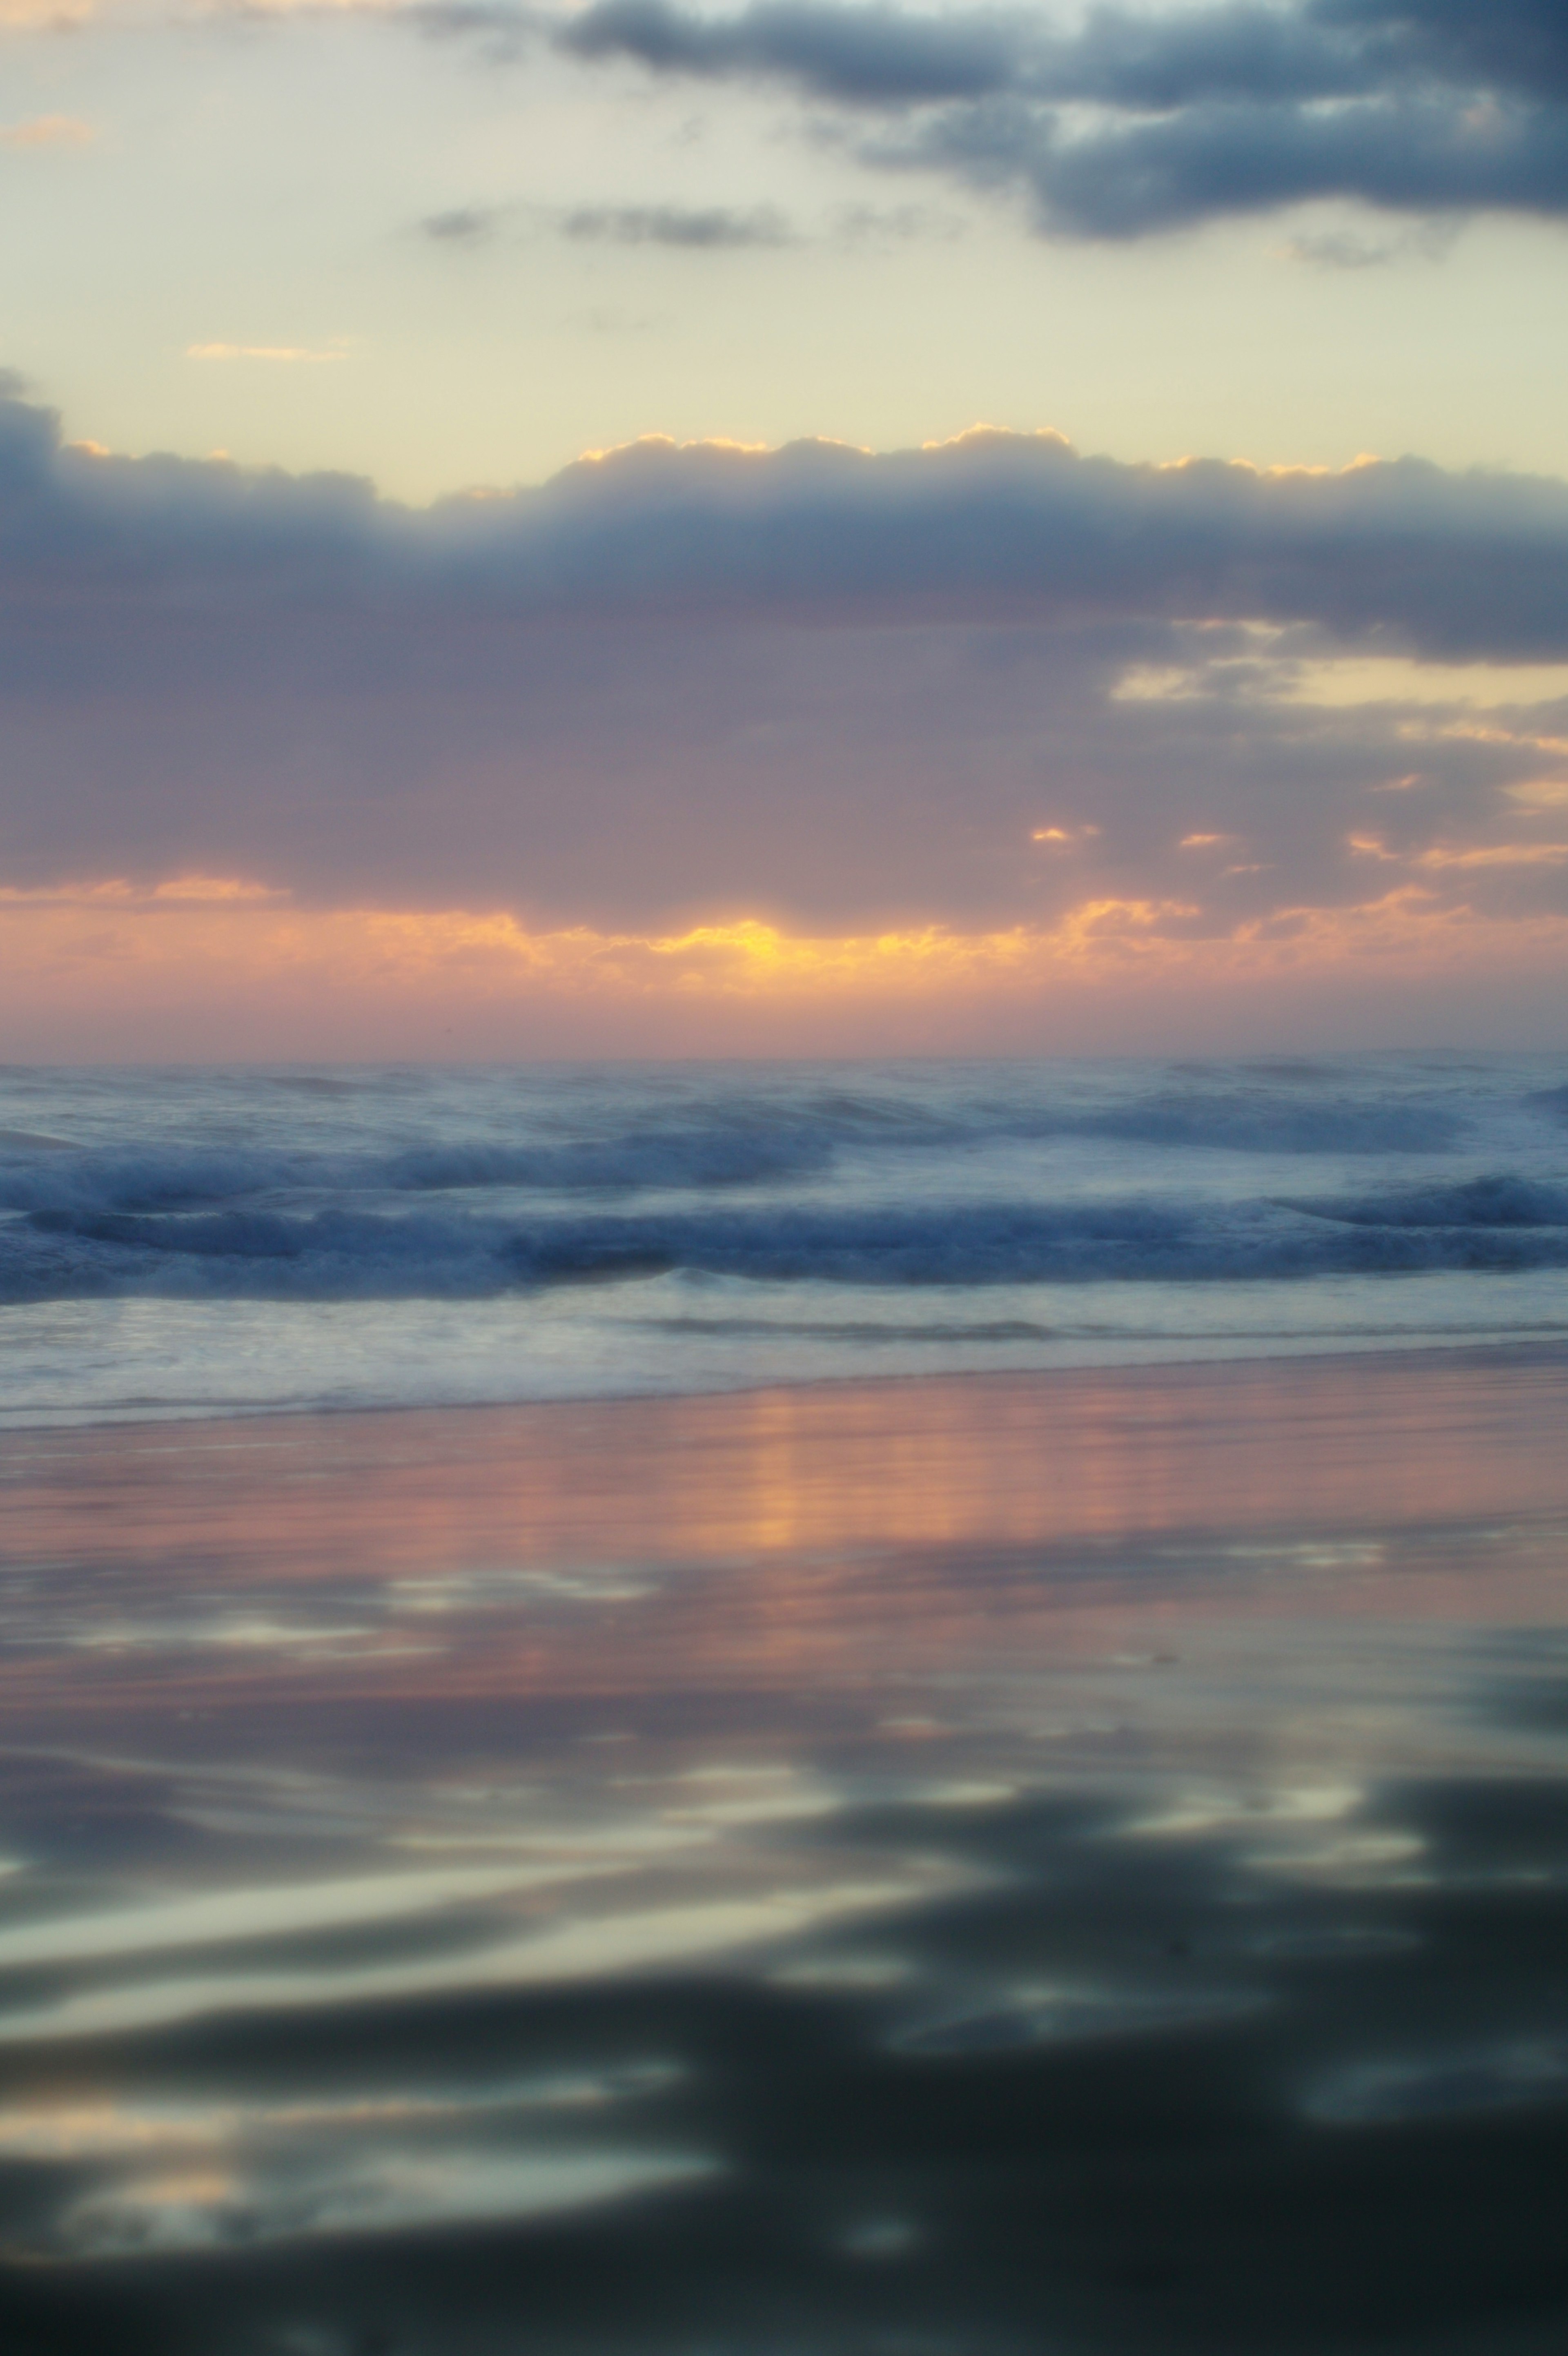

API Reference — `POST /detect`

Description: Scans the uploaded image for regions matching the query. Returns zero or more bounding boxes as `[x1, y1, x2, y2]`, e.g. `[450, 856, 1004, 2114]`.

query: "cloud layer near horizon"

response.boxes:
[3, 377, 1568, 1048]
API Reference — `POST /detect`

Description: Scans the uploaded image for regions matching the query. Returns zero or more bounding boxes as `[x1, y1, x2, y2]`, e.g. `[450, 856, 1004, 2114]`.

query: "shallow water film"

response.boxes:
[3, 1350, 1568, 2355]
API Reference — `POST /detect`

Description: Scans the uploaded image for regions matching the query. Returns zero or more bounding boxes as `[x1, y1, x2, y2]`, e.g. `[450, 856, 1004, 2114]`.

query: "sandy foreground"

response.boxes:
[2, 1347, 1568, 2355]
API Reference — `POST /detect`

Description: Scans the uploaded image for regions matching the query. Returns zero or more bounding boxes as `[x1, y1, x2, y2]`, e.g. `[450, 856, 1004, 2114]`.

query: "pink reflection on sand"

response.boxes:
[2, 1353, 1567, 1732]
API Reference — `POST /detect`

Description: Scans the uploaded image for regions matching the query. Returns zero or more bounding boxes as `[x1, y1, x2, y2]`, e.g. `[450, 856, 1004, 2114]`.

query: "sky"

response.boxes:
[2, 0, 1567, 1057]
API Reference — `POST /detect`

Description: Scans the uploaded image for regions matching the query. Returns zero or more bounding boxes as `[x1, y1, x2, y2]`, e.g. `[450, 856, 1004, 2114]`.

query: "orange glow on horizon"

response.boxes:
[3, 873, 1568, 1054]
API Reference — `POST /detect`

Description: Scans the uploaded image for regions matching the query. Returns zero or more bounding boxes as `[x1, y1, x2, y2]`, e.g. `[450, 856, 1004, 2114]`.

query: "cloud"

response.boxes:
[559, 201, 792, 246]
[1280, 216, 1462, 267]
[0, 114, 94, 147]
[554, 0, 1025, 103]
[0, 0, 399, 21]
[0, 871, 286, 903]
[523, 0, 1568, 237]
[827, 197, 962, 242]
[549, 0, 1568, 115]
[187, 341, 348, 363]
[420, 204, 504, 243]
[7, 877, 1568, 1061]
[405, 0, 541, 62]
[27, 0, 1564, 242]
[902, 88, 1568, 240]
[0, 0, 93, 25]
[2, 382, 1568, 991]
[16, 394, 1568, 656]
[420, 195, 939, 254]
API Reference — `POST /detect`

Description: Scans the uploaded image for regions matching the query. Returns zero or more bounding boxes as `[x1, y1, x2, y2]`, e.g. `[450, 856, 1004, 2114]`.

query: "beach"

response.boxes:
[3, 1346, 1568, 2354]
[8, 11, 1567, 2334]
[9, 0, 1568, 2318]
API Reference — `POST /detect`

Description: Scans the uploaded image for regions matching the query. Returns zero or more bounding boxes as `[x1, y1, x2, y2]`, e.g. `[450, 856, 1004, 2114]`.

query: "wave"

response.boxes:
[0, 1084, 1483, 1233]
[1281, 1176, 1568, 1229]
[502, 1193, 1568, 1288]
[1017, 1094, 1460, 1156]
[0, 1097, 940, 1219]
[382, 1120, 853, 1195]
[7, 1178, 1568, 1305]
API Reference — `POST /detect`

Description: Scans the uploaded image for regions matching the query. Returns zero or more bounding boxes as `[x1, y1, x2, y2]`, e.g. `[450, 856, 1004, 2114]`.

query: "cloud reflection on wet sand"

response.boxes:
[2, 1353, 1568, 2352]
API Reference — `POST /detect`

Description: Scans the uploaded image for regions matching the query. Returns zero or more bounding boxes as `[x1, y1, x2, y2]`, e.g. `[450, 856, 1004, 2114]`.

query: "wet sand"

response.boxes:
[2, 1349, 1568, 2354]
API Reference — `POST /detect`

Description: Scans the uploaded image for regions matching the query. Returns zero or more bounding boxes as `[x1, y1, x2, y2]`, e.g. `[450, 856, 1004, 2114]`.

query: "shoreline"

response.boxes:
[4, 1324, 1568, 1442]
[8, 1340, 1568, 1583]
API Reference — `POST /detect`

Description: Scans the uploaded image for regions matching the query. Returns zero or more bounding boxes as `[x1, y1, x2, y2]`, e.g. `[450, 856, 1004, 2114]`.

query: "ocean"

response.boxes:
[4, 1051, 1568, 1426]
[4, 1054, 1568, 2354]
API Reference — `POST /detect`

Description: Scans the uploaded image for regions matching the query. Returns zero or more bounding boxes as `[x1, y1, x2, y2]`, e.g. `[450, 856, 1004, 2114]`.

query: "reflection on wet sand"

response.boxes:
[2, 1351, 1568, 2352]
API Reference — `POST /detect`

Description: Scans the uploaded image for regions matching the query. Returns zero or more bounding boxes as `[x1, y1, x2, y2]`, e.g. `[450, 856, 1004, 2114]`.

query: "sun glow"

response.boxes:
[4, 869, 1568, 1059]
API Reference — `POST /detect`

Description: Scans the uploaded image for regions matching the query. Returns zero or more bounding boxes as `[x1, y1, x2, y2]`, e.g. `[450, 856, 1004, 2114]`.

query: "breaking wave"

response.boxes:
[2, 1057, 1565, 1313]
[0, 1074, 1486, 1229]
[6, 1181, 1568, 1305]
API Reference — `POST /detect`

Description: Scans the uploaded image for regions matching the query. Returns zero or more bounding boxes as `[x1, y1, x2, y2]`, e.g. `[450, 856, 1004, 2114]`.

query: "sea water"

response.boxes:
[3, 1050, 1568, 1425]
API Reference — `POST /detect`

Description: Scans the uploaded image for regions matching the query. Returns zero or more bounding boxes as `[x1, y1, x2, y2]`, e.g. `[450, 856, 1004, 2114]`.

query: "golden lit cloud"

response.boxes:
[1, 0, 389, 19]
[151, 872, 286, 901]
[186, 342, 348, 365]
[1278, 658, 1568, 710]
[1416, 841, 1568, 871]
[1423, 720, 1568, 756]
[1110, 666, 1198, 704]
[1345, 835, 1568, 872]
[0, 114, 94, 146]
[0, 0, 92, 25]
[5, 874, 1568, 1060]
[0, 873, 284, 905]
[1114, 637, 1568, 714]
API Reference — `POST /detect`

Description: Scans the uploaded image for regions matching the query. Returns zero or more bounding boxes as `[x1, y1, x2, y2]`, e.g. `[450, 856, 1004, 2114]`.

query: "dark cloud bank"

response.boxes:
[0, 379, 1565, 928]
[6, 383, 1564, 652]
[425, 0, 1568, 238]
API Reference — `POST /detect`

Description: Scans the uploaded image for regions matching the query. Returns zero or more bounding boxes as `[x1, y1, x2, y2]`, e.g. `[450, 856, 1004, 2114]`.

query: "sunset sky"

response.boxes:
[4, 0, 1567, 1057]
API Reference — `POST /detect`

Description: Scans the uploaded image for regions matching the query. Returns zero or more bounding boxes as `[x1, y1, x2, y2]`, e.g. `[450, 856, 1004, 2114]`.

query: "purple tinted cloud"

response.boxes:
[1, 382, 1565, 932]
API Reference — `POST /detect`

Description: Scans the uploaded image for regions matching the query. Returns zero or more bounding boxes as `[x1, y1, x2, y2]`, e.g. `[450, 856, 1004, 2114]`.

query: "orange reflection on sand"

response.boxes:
[6, 1353, 1568, 1577]
[4, 1351, 1568, 1728]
